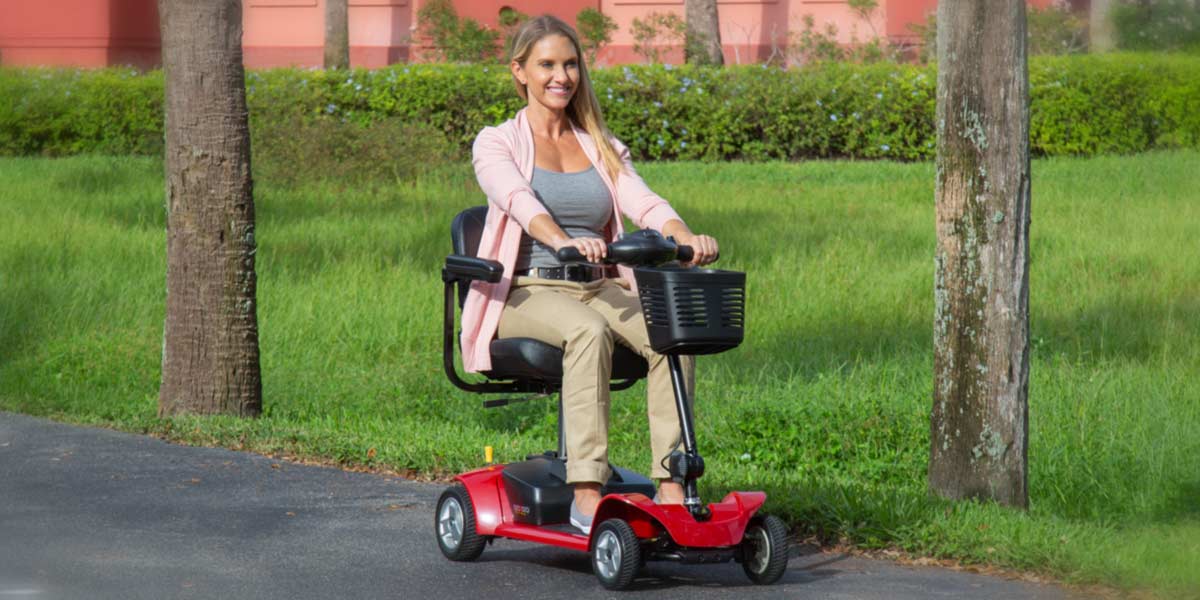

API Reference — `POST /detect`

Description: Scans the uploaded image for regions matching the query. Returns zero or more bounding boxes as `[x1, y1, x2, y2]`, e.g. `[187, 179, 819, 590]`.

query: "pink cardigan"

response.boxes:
[460, 108, 684, 373]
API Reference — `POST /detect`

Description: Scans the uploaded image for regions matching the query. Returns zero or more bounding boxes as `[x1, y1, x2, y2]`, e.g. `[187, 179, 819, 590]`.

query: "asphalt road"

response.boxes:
[0, 412, 1089, 599]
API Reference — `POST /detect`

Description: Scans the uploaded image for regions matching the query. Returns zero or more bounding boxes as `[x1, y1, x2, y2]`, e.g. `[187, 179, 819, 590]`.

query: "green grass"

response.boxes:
[2, 152, 1198, 597]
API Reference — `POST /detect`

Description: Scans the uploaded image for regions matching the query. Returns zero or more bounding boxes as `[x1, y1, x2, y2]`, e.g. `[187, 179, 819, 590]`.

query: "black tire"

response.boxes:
[591, 519, 642, 590]
[435, 485, 486, 561]
[740, 515, 789, 585]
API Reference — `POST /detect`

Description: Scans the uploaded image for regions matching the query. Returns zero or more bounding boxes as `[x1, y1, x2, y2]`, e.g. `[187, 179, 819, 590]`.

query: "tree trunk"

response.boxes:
[1089, 0, 1115, 52]
[685, 0, 724, 65]
[158, 0, 262, 417]
[930, 0, 1031, 509]
[325, 0, 350, 69]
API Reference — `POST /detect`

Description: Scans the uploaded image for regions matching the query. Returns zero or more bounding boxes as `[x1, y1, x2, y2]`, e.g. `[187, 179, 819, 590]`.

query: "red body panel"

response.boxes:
[456, 465, 766, 551]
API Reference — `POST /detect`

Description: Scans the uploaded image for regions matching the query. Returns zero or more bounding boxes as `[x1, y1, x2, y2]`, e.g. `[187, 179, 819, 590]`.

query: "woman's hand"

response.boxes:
[553, 236, 608, 264]
[674, 232, 719, 266]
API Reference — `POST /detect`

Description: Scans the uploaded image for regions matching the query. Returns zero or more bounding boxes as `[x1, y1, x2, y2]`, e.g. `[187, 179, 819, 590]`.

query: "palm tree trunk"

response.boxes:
[685, 0, 724, 65]
[157, 0, 262, 417]
[930, 0, 1031, 508]
[325, 0, 350, 69]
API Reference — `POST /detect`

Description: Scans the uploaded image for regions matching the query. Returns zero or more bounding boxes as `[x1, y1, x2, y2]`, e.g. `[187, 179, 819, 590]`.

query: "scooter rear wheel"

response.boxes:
[741, 515, 789, 584]
[591, 519, 641, 590]
[435, 485, 486, 561]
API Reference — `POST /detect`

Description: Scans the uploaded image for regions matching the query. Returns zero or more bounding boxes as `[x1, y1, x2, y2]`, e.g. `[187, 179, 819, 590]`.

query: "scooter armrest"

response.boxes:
[443, 255, 503, 283]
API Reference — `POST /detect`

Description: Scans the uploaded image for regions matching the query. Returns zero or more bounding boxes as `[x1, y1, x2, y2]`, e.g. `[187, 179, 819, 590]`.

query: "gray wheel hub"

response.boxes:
[594, 529, 623, 580]
[746, 525, 770, 574]
[438, 497, 464, 551]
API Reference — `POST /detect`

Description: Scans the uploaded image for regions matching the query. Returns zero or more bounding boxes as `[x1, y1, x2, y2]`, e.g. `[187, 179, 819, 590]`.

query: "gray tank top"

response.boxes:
[515, 165, 613, 269]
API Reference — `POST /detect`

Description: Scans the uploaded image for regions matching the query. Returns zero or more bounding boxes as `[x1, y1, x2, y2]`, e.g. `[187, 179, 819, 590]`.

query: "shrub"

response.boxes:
[577, 7, 618, 66]
[2, 56, 1199, 162]
[498, 6, 529, 59]
[1028, 2, 1088, 55]
[0, 67, 163, 156]
[630, 12, 687, 64]
[416, 0, 500, 63]
[1111, 0, 1200, 53]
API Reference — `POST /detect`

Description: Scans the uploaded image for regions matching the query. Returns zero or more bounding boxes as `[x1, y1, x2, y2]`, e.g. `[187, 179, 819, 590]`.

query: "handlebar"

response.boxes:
[553, 230, 711, 267]
[555, 244, 694, 265]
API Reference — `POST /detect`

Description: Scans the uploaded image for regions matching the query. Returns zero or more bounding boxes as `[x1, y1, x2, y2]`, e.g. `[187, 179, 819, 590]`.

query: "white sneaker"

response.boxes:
[569, 500, 593, 535]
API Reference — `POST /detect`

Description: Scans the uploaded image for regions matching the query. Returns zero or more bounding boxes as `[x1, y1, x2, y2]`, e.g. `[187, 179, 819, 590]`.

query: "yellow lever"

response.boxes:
[484, 446, 494, 464]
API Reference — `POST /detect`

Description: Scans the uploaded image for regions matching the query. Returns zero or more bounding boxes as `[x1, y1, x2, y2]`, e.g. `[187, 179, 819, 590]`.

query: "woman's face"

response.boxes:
[512, 34, 580, 113]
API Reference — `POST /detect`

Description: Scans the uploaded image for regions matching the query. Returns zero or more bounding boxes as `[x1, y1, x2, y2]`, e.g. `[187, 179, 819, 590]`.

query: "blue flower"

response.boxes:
[875, 92, 883, 100]
[816, 99, 823, 107]
[662, 119, 669, 129]
[657, 138, 665, 146]
[664, 63, 674, 71]
[355, 83, 362, 91]
[880, 144, 891, 151]
[653, 101, 663, 108]
[830, 114, 838, 122]
[680, 141, 687, 149]
[325, 103, 337, 114]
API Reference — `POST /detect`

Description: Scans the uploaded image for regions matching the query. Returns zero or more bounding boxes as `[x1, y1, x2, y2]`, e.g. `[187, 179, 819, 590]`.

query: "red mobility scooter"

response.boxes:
[436, 207, 789, 590]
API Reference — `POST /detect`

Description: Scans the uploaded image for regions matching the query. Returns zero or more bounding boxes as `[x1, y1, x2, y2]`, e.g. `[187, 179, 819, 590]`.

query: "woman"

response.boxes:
[461, 15, 719, 534]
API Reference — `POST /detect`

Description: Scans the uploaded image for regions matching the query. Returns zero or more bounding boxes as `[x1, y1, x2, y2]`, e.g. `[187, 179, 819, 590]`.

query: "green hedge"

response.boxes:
[2, 54, 1198, 161]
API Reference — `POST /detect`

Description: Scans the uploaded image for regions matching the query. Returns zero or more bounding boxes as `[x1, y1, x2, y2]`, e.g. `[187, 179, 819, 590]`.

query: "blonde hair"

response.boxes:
[508, 15, 624, 184]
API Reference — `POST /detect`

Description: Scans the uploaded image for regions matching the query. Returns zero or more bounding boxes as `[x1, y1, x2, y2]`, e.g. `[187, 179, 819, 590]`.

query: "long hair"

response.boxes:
[508, 15, 623, 184]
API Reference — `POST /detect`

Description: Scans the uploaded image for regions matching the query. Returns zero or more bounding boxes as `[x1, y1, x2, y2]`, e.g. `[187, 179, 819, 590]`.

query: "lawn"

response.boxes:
[1, 151, 1197, 597]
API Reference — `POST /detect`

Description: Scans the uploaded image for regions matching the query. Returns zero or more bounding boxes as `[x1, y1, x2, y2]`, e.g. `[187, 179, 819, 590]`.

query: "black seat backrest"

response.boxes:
[450, 206, 489, 307]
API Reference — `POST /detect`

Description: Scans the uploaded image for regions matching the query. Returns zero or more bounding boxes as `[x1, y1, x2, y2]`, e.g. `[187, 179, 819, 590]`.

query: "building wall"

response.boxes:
[0, 0, 159, 68]
[0, 0, 1064, 69]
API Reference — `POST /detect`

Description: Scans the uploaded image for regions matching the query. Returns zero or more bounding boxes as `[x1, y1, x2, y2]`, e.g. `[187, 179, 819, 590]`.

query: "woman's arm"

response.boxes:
[472, 127, 551, 231]
[610, 139, 719, 266]
[661, 220, 719, 266]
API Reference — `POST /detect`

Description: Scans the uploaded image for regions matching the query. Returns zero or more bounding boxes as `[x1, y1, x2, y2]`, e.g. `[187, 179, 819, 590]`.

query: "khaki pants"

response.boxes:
[498, 276, 695, 484]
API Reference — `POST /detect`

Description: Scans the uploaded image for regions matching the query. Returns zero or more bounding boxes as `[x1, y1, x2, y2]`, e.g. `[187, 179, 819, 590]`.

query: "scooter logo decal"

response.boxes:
[512, 503, 531, 517]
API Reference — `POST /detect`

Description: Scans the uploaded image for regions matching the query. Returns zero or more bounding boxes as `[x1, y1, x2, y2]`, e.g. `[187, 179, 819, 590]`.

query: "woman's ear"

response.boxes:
[510, 60, 526, 86]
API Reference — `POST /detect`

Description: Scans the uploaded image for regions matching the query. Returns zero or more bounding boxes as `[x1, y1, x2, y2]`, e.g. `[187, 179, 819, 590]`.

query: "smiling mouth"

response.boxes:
[547, 86, 572, 95]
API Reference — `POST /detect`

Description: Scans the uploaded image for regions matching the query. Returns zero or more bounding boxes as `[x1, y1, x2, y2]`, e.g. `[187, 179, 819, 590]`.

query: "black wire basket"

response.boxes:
[634, 266, 746, 356]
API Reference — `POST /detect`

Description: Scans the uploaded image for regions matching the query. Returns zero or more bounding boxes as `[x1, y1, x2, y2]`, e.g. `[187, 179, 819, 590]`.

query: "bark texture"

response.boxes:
[1089, 0, 1115, 52]
[685, 0, 724, 65]
[930, 0, 1030, 508]
[158, 0, 262, 417]
[324, 0, 350, 70]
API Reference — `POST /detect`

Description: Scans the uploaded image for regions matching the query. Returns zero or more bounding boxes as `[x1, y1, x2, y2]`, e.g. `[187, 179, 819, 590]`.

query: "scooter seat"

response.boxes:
[484, 337, 648, 383]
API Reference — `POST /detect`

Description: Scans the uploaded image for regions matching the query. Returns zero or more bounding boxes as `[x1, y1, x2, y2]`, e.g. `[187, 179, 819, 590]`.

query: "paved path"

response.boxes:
[0, 412, 1088, 599]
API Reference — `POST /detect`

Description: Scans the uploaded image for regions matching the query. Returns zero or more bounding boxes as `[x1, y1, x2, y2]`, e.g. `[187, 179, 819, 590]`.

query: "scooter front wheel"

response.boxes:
[435, 485, 486, 561]
[741, 514, 789, 584]
[591, 519, 642, 590]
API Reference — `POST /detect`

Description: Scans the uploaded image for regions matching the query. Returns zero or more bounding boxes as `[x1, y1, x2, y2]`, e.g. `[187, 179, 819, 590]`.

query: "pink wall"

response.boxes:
[0, 0, 159, 68]
[0, 0, 1069, 69]
[243, 0, 413, 68]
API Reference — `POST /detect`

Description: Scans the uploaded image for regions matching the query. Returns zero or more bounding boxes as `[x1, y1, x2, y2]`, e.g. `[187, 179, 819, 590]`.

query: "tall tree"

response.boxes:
[930, 0, 1031, 508]
[157, 0, 262, 417]
[1089, 0, 1115, 52]
[685, 0, 723, 65]
[325, 0, 350, 69]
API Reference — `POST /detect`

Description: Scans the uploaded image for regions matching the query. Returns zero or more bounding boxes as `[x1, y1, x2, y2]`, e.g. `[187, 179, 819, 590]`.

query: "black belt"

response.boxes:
[516, 264, 614, 282]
